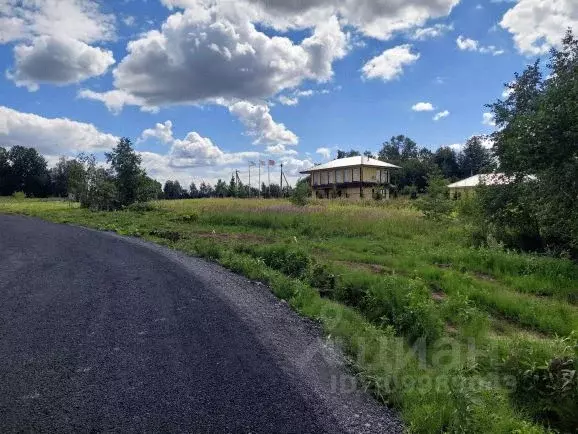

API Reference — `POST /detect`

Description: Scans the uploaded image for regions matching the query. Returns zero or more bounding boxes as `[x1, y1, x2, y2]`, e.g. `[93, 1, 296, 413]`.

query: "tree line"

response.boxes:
[163, 177, 292, 200]
[336, 134, 494, 196]
[0, 140, 292, 204]
[0, 139, 162, 210]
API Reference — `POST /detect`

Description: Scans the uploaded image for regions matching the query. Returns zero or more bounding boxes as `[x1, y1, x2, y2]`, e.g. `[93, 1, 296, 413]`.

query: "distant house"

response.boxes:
[300, 156, 400, 200]
[448, 173, 510, 198]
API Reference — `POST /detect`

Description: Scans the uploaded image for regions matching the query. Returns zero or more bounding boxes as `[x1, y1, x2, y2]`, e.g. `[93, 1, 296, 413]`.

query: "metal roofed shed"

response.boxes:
[300, 156, 401, 200]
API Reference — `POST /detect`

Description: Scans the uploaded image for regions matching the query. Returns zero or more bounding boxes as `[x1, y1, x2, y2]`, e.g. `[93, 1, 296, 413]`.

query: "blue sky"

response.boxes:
[0, 0, 576, 186]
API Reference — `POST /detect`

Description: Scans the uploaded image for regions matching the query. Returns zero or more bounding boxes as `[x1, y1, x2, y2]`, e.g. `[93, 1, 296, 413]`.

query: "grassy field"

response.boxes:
[1, 197, 577, 433]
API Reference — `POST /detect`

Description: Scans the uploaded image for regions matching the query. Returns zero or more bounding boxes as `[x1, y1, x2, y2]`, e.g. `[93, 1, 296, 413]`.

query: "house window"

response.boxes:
[321, 172, 328, 185]
[344, 169, 351, 183]
[313, 173, 320, 186]
[336, 170, 343, 183]
[352, 168, 360, 182]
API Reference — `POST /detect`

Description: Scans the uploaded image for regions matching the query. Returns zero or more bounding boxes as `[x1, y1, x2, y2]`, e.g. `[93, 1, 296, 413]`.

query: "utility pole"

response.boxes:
[258, 161, 262, 198]
[280, 164, 283, 198]
[267, 162, 271, 198]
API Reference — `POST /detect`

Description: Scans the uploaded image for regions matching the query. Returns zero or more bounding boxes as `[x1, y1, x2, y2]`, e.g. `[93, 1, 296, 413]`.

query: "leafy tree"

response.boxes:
[378, 135, 435, 193]
[416, 172, 453, 220]
[199, 181, 213, 198]
[105, 138, 143, 206]
[336, 149, 361, 159]
[228, 174, 238, 197]
[0, 147, 12, 196]
[190, 182, 199, 198]
[378, 135, 418, 164]
[269, 183, 281, 198]
[163, 180, 185, 200]
[458, 136, 494, 177]
[485, 29, 578, 256]
[433, 147, 460, 180]
[4, 146, 50, 197]
[291, 178, 311, 206]
[67, 159, 87, 201]
[49, 157, 69, 197]
[363, 150, 375, 159]
[138, 176, 162, 202]
[214, 179, 228, 197]
[76, 154, 119, 210]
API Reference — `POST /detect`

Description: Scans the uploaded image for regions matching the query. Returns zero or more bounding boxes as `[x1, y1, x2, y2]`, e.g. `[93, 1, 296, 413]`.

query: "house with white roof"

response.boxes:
[300, 156, 401, 200]
[448, 173, 510, 198]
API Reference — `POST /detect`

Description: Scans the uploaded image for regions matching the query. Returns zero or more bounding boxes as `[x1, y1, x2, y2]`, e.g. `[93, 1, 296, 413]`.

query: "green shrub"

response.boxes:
[307, 263, 337, 295]
[11, 191, 26, 200]
[480, 336, 578, 431]
[415, 173, 454, 221]
[290, 180, 310, 206]
[177, 212, 200, 223]
[126, 202, 156, 212]
[149, 229, 181, 242]
[258, 245, 311, 278]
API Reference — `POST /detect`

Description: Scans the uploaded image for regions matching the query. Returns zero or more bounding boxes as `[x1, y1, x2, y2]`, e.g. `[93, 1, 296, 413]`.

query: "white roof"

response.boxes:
[448, 173, 509, 189]
[301, 156, 400, 174]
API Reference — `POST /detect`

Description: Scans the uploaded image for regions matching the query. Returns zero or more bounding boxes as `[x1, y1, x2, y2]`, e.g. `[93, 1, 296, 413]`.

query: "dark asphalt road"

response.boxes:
[0, 215, 402, 433]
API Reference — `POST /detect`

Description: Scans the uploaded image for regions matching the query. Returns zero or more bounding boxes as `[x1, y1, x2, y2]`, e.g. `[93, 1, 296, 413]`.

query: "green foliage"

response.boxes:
[290, 178, 310, 206]
[416, 173, 453, 220]
[487, 30, 578, 257]
[164, 180, 186, 200]
[214, 179, 228, 197]
[11, 191, 26, 200]
[336, 149, 361, 159]
[0, 146, 50, 197]
[458, 136, 495, 178]
[255, 244, 311, 278]
[126, 202, 156, 213]
[137, 176, 162, 202]
[105, 137, 143, 207]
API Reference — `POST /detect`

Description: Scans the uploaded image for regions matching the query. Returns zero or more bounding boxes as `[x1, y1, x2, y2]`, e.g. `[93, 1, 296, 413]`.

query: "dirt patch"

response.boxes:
[333, 260, 395, 275]
[489, 315, 550, 341]
[195, 232, 270, 243]
[432, 291, 447, 302]
[474, 272, 496, 282]
[436, 263, 452, 269]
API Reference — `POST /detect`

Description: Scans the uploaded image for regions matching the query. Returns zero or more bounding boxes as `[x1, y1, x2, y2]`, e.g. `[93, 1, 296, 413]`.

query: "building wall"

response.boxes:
[449, 187, 474, 199]
[313, 186, 389, 200]
[311, 167, 391, 188]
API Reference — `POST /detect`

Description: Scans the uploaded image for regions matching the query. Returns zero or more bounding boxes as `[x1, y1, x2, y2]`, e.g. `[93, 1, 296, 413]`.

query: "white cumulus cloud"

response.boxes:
[500, 0, 578, 55]
[456, 35, 505, 55]
[1, 0, 116, 88]
[433, 110, 450, 121]
[316, 147, 332, 159]
[0, 105, 118, 156]
[361, 45, 420, 82]
[412, 102, 435, 112]
[482, 112, 496, 126]
[410, 23, 454, 40]
[109, 11, 347, 108]
[229, 101, 299, 146]
[8, 36, 115, 91]
[162, 0, 460, 41]
[139, 121, 174, 144]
